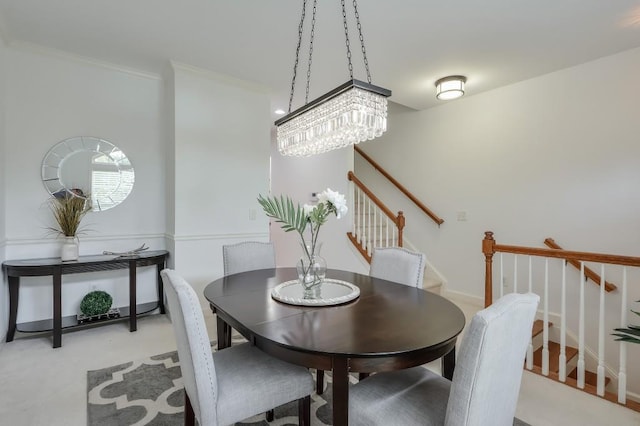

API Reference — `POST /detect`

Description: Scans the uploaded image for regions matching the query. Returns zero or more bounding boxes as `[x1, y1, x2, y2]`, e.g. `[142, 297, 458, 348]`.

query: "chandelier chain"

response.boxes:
[352, 0, 372, 83]
[288, 0, 308, 113]
[341, 0, 354, 80]
[305, 0, 318, 104]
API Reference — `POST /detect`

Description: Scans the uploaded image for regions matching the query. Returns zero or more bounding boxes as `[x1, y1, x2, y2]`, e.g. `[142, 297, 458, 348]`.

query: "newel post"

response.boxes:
[396, 211, 405, 247]
[482, 231, 496, 307]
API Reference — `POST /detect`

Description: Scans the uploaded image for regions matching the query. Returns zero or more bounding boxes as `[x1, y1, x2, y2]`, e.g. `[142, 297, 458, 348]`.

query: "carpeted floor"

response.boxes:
[87, 339, 530, 426]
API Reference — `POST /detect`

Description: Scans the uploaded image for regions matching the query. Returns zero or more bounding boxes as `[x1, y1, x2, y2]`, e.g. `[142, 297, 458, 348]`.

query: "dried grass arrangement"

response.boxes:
[48, 194, 91, 237]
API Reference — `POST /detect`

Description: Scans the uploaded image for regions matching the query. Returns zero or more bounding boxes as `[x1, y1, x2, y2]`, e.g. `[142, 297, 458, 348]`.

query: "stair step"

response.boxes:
[533, 341, 578, 374]
[568, 367, 611, 387]
[531, 319, 553, 338]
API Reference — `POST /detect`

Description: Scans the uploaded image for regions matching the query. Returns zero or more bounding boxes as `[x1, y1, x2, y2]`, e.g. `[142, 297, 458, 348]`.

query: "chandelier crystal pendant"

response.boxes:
[276, 0, 392, 157]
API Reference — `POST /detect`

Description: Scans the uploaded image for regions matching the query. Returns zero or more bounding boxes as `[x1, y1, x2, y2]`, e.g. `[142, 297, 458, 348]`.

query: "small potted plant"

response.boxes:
[48, 190, 91, 261]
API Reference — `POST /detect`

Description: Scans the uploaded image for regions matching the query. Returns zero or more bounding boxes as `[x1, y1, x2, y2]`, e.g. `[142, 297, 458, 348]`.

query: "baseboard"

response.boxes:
[442, 288, 484, 307]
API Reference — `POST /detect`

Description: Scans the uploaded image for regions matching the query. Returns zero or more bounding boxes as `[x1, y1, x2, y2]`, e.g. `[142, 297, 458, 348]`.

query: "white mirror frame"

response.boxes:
[41, 136, 135, 212]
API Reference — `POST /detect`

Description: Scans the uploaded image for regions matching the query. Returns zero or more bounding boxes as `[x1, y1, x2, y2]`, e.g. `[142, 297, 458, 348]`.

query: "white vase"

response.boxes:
[61, 236, 79, 261]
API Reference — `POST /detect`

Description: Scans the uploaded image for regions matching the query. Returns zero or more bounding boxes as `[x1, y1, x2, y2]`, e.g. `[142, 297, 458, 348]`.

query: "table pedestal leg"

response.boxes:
[442, 346, 456, 380]
[6, 276, 19, 342]
[332, 357, 350, 425]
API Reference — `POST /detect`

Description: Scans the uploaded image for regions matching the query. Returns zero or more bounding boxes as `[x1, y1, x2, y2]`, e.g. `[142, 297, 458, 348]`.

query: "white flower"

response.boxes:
[302, 203, 315, 217]
[319, 188, 348, 219]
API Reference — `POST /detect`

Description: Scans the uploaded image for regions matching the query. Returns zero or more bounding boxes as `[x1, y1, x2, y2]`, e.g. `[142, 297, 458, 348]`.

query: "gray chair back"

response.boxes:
[223, 241, 276, 276]
[162, 269, 219, 425]
[369, 247, 426, 287]
[446, 292, 539, 425]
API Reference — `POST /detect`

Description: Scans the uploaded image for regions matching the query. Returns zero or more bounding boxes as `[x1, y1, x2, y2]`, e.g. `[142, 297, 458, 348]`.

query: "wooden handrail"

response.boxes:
[544, 238, 616, 292]
[483, 231, 639, 306]
[354, 146, 444, 226]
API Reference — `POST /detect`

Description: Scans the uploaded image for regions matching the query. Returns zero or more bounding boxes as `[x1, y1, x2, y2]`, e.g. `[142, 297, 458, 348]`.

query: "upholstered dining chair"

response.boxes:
[222, 241, 276, 276]
[219, 241, 276, 354]
[161, 269, 314, 426]
[348, 292, 540, 426]
[369, 246, 426, 288]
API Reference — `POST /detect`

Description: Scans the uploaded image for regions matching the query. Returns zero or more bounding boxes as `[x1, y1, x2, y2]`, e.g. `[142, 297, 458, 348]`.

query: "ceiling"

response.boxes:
[1, 1, 640, 117]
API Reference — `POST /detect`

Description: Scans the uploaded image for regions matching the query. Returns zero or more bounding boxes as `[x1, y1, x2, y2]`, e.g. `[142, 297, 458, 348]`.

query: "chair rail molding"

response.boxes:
[166, 232, 270, 242]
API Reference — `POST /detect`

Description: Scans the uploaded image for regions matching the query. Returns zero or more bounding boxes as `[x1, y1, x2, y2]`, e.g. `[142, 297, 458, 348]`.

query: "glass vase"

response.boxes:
[297, 242, 327, 299]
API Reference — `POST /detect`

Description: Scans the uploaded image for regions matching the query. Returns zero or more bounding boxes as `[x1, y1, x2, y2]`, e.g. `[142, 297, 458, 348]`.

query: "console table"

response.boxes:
[2, 250, 169, 348]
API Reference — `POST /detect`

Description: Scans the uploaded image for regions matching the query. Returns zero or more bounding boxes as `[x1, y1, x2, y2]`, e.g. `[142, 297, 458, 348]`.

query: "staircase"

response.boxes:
[530, 320, 609, 389]
[484, 231, 640, 411]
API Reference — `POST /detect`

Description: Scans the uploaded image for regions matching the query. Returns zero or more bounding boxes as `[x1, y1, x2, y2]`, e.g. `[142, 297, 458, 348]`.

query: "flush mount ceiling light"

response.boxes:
[276, 0, 391, 157]
[435, 75, 467, 101]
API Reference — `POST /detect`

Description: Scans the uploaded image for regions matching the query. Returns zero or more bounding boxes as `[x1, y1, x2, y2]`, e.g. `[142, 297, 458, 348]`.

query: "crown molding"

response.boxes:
[9, 40, 161, 81]
[170, 60, 271, 94]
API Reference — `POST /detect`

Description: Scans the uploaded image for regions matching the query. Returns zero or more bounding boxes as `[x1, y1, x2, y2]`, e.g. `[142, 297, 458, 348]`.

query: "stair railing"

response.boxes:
[347, 171, 405, 262]
[544, 238, 617, 292]
[483, 231, 640, 410]
[354, 146, 444, 226]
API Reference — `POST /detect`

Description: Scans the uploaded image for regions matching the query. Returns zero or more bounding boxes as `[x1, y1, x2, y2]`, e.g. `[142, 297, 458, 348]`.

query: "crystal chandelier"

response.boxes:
[276, 0, 391, 157]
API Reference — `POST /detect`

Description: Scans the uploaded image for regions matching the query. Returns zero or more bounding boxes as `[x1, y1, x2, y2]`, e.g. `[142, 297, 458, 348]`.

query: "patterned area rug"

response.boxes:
[87, 338, 530, 426]
[87, 337, 339, 426]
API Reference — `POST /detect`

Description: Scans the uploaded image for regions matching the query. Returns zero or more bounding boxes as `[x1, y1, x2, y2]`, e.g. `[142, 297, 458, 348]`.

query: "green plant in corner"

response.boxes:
[48, 193, 91, 237]
[612, 300, 640, 344]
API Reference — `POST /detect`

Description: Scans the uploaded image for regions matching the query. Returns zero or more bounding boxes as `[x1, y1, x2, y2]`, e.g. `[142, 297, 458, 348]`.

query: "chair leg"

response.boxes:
[184, 392, 195, 426]
[316, 369, 324, 394]
[266, 409, 274, 422]
[298, 395, 311, 426]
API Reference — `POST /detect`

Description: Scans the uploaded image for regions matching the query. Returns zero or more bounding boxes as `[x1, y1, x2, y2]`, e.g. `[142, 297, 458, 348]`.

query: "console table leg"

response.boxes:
[53, 266, 62, 348]
[442, 346, 456, 380]
[129, 260, 137, 332]
[156, 263, 165, 314]
[6, 276, 19, 342]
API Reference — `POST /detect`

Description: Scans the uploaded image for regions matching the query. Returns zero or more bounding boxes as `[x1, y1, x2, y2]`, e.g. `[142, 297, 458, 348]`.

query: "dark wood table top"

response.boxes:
[204, 267, 465, 363]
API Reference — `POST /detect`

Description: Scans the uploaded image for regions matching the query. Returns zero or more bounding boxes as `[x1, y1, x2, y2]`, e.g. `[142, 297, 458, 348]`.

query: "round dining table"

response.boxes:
[204, 267, 466, 426]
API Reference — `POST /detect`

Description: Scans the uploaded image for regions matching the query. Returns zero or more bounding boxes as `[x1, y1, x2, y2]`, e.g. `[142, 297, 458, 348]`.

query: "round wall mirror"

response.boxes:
[41, 136, 135, 211]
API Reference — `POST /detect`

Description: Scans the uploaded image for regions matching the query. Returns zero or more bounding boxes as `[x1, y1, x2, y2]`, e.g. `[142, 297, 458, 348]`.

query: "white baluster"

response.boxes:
[392, 225, 397, 247]
[542, 258, 549, 376]
[597, 264, 605, 396]
[366, 197, 371, 255]
[577, 262, 585, 389]
[354, 187, 362, 244]
[618, 267, 628, 404]
[526, 256, 533, 370]
[559, 260, 567, 382]
[385, 216, 389, 247]
[357, 188, 362, 245]
[373, 207, 377, 250]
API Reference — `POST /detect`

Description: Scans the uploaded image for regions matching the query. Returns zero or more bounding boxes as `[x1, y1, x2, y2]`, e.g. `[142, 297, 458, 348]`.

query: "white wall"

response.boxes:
[356, 46, 640, 392]
[270, 140, 367, 275]
[3, 46, 166, 322]
[0, 36, 8, 342]
[169, 63, 272, 300]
